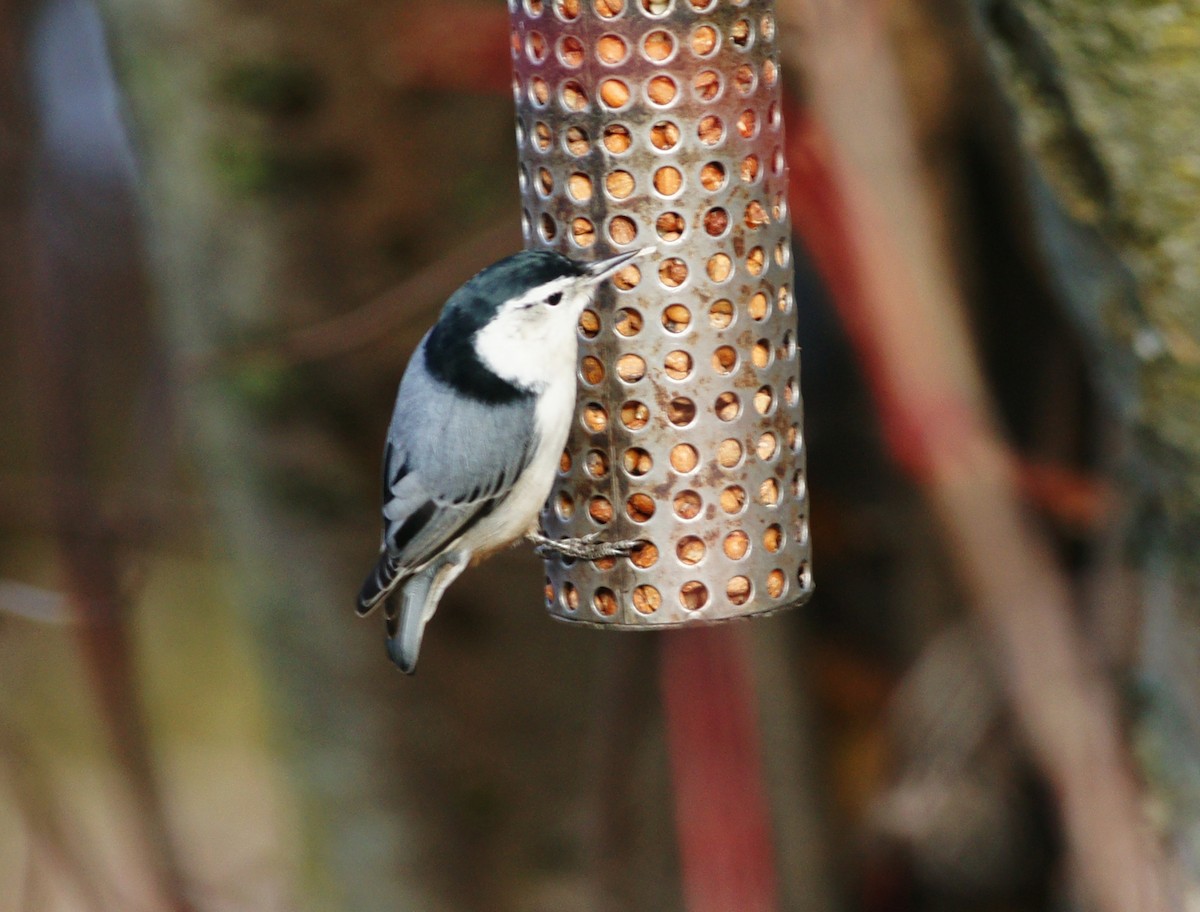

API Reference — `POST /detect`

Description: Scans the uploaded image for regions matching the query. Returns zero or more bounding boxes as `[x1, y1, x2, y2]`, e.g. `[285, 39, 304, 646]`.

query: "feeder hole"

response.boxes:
[594, 0, 623, 17]
[659, 258, 687, 287]
[563, 581, 580, 610]
[731, 19, 751, 48]
[609, 216, 638, 245]
[775, 239, 789, 266]
[727, 575, 751, 605]
[617, 354, 646, 382]
[704, 207, 729, 236]
[694, 70, 721, 101]
[583, 402, 608, 432]
[630, 541, 659, 568]
[717, 438, 742, 468]
[700, 161, 726, 190]
[707, 253, 732, 282]
[680, 580, 709, 610]
[763, 524, 783, 552]
[633, 584, 661, 614]
[562, 80, 588, 111]
[606, 170, 635, 199]
[644, 30, 675, 61]
[584, 449, 609, 478]
[615, 307, 643, 336]
[691, 24, 717, 56]
[741, 154, 759, 182]
[593, 587, 618, 616]
[664, 350, 692, 380]
[656, 212, 685, 241]
[620, 400, 650, 430]
[603, 123, 632, 153]
[777, 284, 792, 313]
[559, 448, 572, 472]
[650, 120, 680, 150]
[754, 385, 774, 414]
[756, 432, 777, 460]
[653, 166, 682, 196]
[579, 309, 600, 337]
[557, 491, 575, 519]
[793, 470, 807, 499]
[745, 201, 769, 229]
[581, 355, 605, 384]
[598, 34, 628, 64]
[600, 78, 631, 109]
[724, 530, 749, 560]
[663, 303, 691, 332]
[646, 75, 677, 108]
[612, 264, 641, 290]
[623, 447, 652, 476]
[712, 345, 737, 375]
[766, 569, 786, 598]
[589, 496, 614, 524]
[673, 490, 702, 519]
[572, 217, 596, 247]
[568, 172, 593, 201]
[734, 63, 755, 94]
[677, 535, 705, 564]
[720, 485, 746, 514]
[752, 339, 771, 368]
[714, 391, 740, 421]
[759, 478, 779, 505]
[669, 443, 698, 473]
[749, 291, 768, 320]
[698, 115, 723, 145]
[709, 299, 734, 328]
[746, 246, 765, 276]
[667, 397, 696, 426]
[626, 493, 655, 522]
[560, 35, 585, 66]
[566, 125, 589, 155]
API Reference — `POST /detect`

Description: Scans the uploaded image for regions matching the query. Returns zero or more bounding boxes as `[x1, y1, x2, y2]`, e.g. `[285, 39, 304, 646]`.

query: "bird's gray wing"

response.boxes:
[357, 341, 538, 613]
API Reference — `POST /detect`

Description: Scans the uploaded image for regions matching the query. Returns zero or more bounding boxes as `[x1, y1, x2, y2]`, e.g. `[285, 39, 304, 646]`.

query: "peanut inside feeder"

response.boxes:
[510, 0, 811, 625]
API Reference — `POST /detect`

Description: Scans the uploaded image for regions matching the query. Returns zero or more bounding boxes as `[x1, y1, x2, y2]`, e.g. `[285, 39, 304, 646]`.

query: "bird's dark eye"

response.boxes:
[546, 292, 563, 307]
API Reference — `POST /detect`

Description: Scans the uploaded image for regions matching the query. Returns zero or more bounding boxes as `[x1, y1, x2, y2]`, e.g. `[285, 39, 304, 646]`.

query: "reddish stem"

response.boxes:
[660, 628, 779, 912]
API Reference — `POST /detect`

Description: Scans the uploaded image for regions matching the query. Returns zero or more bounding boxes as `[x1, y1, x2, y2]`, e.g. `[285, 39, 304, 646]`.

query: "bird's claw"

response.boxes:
[527, 530, 640, 560]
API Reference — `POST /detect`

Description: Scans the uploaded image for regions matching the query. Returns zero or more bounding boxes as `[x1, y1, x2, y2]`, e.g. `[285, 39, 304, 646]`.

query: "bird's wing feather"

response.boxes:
[359, 338, 539, 611]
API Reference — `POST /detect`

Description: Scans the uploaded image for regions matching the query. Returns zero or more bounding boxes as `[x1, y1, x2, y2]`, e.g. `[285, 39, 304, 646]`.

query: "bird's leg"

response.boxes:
[526, 529, 640, 560]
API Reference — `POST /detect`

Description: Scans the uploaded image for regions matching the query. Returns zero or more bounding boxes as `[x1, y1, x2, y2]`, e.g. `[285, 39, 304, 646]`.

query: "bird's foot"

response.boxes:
[527, 530, 640, 560]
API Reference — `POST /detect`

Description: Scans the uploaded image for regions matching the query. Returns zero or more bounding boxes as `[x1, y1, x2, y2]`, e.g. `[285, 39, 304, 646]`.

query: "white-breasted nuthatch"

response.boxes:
[357, 247, 652, 673]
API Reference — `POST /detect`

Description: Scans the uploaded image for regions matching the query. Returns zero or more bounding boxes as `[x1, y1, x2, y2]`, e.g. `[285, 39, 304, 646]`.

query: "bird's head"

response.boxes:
[435, 247, 652, 395]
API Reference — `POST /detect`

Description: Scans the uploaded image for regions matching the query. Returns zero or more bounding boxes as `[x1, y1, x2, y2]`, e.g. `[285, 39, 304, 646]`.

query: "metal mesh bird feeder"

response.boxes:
[509, 0, 811, 626]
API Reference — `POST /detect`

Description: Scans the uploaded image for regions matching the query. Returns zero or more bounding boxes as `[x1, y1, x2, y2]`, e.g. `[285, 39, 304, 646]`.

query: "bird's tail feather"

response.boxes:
[383, 552, 467, 675]
[357, 553, 402, 616]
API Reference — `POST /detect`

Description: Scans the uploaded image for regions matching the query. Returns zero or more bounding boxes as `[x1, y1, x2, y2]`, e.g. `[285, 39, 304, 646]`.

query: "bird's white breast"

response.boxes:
[460, 341, 578, 557]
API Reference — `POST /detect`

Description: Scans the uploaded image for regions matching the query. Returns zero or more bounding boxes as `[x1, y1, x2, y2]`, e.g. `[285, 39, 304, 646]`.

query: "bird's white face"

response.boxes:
[473, 274, 598, 392]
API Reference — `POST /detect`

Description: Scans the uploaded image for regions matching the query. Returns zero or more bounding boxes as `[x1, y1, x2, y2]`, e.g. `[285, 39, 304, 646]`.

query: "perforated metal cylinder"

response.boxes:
[510, 0, 811, 626]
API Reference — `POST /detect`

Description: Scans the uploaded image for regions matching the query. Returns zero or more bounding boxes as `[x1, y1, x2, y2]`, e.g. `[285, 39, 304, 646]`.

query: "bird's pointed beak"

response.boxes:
[584, 246, 656, 283]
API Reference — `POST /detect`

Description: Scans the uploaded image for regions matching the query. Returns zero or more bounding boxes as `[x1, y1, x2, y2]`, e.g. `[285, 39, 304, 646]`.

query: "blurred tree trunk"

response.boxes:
[976, 0, 1200, 890]
[94, 1, 445, 908]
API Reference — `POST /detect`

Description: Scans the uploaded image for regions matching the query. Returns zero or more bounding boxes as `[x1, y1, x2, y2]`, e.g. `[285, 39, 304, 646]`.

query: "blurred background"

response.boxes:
[1, 0, 1198, 910]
